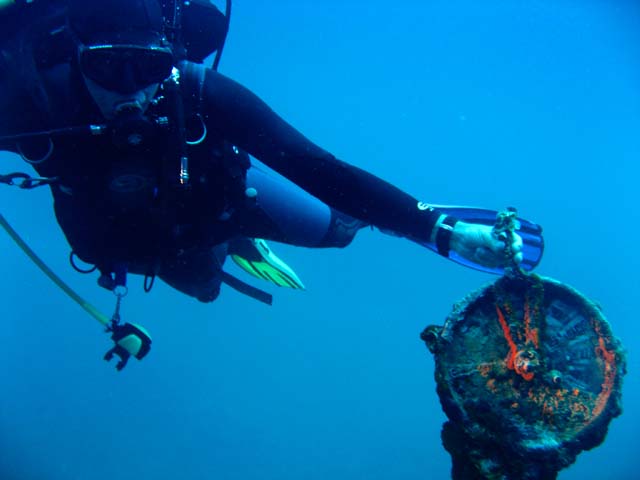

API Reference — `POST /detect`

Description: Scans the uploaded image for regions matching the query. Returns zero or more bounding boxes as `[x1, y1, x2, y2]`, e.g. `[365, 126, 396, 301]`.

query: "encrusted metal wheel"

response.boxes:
[423, 274, 626, 480]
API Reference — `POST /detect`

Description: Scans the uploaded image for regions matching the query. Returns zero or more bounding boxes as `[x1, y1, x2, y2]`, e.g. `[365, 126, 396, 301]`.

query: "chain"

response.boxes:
[110, 286, 129, 325]
[493, 207, 523, 278]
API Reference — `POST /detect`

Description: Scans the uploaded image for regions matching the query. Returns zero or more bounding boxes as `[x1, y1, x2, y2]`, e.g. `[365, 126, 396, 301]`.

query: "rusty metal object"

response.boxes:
[422, 274, 626, 480]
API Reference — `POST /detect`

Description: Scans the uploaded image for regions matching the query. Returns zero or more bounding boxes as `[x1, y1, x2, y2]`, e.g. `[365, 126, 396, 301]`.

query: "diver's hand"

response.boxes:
[450, 221, 523, 269]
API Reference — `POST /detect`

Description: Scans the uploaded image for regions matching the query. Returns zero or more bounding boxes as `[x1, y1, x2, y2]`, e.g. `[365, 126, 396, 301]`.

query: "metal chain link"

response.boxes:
[493, 207, 523, 277]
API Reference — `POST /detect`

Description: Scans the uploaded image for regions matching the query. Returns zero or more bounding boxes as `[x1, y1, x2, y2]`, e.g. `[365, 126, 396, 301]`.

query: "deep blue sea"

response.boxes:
[1, 1, 639, 479]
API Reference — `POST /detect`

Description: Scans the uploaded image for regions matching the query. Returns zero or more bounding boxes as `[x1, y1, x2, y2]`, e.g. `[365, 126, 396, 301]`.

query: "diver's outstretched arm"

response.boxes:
[195, 69, 543, 274]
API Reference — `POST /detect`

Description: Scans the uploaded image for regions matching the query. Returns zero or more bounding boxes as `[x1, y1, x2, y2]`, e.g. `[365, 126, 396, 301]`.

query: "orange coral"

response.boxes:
[486, 378, 498, 393]
[496, 305, 535, 381]
[569, 401, 589, 421]
[477, 363, 492, 377]
[591, 336, 617, 419]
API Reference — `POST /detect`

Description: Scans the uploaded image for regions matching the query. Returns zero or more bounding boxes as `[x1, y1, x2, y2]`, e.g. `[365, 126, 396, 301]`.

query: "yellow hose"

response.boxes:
[0, 213, 110, 326]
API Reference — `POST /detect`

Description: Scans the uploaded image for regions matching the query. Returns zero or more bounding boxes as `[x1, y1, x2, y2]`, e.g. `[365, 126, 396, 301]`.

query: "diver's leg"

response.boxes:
[234, 161, 366, 248]
[158, 244, 227, 303]
[145, 160, 367, 302]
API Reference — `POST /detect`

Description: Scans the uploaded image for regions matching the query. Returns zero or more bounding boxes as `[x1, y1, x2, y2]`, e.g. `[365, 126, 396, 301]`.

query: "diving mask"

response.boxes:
[79, 44, 174, 94]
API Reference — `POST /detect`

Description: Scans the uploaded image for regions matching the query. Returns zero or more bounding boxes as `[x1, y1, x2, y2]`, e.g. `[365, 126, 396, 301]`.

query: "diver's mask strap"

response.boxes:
[435, 216, 459, 257]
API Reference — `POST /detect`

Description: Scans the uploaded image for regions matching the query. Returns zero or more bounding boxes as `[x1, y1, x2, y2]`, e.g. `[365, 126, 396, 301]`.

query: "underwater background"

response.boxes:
[1, 0, 639, 478]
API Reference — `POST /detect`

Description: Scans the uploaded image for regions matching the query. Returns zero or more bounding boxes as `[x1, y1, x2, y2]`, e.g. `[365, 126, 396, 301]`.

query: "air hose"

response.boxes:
[0, 212, 109, 325]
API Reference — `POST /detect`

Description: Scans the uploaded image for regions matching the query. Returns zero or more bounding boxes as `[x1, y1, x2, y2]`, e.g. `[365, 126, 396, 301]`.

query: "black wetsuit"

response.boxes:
[196, 67, 440, 241]
[1, 58, 441, 301]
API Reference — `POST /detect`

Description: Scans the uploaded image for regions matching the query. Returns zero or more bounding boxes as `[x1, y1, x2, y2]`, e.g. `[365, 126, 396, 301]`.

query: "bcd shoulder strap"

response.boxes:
[177, 60, 207, 117]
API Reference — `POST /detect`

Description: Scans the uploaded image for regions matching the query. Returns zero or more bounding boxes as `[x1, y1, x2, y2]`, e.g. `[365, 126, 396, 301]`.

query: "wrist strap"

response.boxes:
[436, 216, 458, 257]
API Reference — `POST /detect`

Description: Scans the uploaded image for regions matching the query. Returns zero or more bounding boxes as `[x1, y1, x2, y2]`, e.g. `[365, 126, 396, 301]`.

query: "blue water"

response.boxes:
[1, 1, 639, 478]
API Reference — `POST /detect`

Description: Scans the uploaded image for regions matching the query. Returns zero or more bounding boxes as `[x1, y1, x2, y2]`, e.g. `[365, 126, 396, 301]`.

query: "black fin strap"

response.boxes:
[220, 271, 273, 305]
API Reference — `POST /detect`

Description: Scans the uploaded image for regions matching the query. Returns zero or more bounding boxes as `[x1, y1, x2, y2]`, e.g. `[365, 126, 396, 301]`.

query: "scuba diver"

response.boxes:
[0, 0, 543, 369]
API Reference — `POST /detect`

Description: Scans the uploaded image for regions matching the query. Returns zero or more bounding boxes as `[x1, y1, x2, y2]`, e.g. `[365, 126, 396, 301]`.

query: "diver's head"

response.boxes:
[68, 0, 174, 119]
